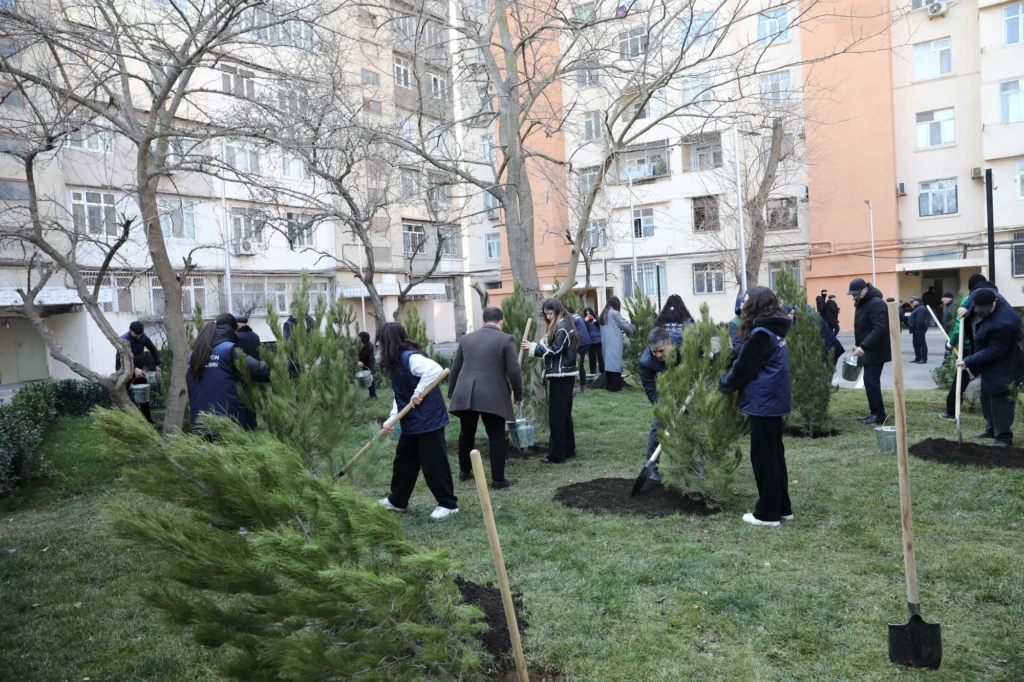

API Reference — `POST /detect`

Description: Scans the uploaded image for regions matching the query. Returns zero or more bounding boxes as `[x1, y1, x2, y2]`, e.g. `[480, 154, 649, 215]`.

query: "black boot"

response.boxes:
[140, 402, 155, 424]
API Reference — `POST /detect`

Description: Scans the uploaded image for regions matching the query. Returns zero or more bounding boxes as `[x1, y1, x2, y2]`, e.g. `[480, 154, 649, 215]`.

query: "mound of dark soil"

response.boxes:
[909, 438, 1024, 469]
[783, 426, 842, 439]
[446, 441, 549, 461]
[553, 477, 719, 518]
[456, 578, 527, 663]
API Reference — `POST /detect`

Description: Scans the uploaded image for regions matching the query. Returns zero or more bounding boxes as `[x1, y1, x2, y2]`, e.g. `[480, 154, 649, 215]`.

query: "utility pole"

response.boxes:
[864, 199, 876, 283]
[986, 168, 995, 282]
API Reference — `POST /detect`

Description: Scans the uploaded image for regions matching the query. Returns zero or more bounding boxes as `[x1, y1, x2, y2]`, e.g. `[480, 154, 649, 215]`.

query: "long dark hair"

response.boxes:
[598, 296, 621, 325]
[738, 286, 782, 341]
[541, 298, 577, 347]
[189, 322, 217, 380]
[655, 294, 692, 326]
[377, 322, 421, 375]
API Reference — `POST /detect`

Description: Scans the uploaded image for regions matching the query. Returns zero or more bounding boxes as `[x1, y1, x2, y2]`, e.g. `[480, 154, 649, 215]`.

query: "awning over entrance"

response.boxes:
[339, 282, 447, 299]
[0, 287, 96, 307]
[895, 257, 987, 273]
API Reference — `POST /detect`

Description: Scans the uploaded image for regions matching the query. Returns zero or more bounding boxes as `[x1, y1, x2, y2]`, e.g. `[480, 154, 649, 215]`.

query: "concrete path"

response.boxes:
[832, 327, 947, 391]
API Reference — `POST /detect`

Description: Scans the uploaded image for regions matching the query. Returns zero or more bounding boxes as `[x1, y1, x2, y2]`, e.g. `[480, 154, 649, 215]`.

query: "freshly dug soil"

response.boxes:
[909, 438, 1024, 469]
[446, 441, 549, 461]
[783, 426, 842, 439]
[553, 477, 719, 518]
[456, 578, 527, 663]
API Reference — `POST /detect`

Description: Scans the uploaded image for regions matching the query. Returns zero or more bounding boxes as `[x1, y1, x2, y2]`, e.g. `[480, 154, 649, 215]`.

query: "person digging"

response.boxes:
[638, 326, 681, 482]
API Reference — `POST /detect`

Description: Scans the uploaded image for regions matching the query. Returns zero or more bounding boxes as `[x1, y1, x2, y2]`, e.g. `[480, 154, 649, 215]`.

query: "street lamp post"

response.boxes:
[732, 126, 748, 293]
[864, 199, 876, 282]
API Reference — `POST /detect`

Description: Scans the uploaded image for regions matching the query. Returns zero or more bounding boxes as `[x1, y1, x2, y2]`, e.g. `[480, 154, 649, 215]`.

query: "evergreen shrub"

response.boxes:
[623, 288, 657, 379]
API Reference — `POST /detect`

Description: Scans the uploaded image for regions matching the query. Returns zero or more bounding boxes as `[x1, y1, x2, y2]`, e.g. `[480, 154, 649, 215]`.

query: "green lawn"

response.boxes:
[2, 388, 1023, 681]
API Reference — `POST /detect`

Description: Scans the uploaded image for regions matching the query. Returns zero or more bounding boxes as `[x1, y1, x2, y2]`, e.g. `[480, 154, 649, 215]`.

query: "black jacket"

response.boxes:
[817, 311, 845, 362]
[115, 331, 160, 371]
[907, 304, 930, 333]
[531, 318, 578, 379]
[961, 282, 1010, 350]
[815, 295, 826, 316]
[283, 314, 314, 340]
[637, 330, 683, 405]
[825, 299, 840, 325]
[853, 285, 891, 366]
[235, 325, 261, 361]
[963, 301, 1024, 395]
[358, 342, 376, 371]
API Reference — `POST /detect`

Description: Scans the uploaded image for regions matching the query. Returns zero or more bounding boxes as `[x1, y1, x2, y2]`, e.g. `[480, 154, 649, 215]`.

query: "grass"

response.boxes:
[2, 388, 1024, 681]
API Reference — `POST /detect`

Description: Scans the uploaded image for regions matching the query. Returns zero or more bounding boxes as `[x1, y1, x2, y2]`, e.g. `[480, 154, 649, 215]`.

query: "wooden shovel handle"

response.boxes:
[516, 317, 533, 367]
[470, 450, 529, 682]
[887, 301, 919, 606]
[955, 319, 965, 424]
[341, 368, 450, 476]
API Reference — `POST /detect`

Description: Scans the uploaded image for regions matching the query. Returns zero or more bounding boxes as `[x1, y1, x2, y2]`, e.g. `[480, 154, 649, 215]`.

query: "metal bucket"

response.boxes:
[875, 419, 897, 455]
[508, 406, 535, 449]
[130, 382, 151, 404]
[389, 422, 402, 441]
[841, 356, 863, 382]
[355, 370, 373, 388]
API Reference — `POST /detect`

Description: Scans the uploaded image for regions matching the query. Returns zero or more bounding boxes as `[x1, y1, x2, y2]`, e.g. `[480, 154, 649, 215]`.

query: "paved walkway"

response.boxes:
[832, 327, 947, 391]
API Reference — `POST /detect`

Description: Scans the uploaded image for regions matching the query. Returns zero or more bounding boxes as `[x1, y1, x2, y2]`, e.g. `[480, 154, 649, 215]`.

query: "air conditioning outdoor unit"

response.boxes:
[798, 185, 809, 202]
[486, 207, 500, 220]
[926, 0, 947, 18]
[971, 166, 984, 180]
[234, 238, 257, 256]
[897, 182, 907, 196]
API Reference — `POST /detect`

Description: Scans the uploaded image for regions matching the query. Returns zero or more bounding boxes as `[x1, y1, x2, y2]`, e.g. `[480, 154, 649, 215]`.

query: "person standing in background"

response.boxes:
[815, 289, 827, 317]
[583, 307, 603, 375]
[728, 293, 745, 352]
[848, 278, 891, 425]
[357, 331, 377, 400]
[907, 296, 930, 364]
[568, 305, 592, 392]
[922, 286, 940, 327]
[599, 296, 634, 392]
[825, 294, 840, 335]
[941, 292, 955, 332]
[234, 314, 261, 361]
[115, 320, 161, 424]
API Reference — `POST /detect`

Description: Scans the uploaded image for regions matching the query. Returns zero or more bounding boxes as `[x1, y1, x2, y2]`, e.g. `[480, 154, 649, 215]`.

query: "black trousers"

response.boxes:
[912, 329, 928, 361]
[748, 416, 791, 522]
[828, 321, 839, 335]
[606, 371, 623, 392]
[981, 389, 1016, 444]
[862, 363, 886, 418]
[389, 427, 458, 510]
[578, 345, 590, 390]
[588, 344, 604, 374]
[367, 376, 377, 400]
[547, 377, 576, 462]
[945, 369, 971, 415]
[457, 411, 508, 482]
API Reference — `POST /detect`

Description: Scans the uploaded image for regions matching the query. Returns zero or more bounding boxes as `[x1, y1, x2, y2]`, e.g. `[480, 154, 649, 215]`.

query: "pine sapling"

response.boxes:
[623, 288, 657, 379]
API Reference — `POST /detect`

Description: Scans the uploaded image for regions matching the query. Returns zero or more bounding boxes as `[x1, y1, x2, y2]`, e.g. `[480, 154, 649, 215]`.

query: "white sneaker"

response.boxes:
[742, 512, 780, 527]
[378, 497, 406, 512]
[782, 514, 794, 521]
[430, 506, 459, 519]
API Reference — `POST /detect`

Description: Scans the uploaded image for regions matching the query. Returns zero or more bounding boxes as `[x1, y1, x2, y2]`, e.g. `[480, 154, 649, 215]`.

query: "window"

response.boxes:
[71, 191, 117, 236]
[617, 142, 669, 182]
[230, 206, 265, 243]
[918, 178, 958, 217]
[768, 261, 801, 290]
[692, 196, 719, 232]
[760, 71, 791, 105]
[682, 76, 711, 106]
[632, 207, 655, 238]
[393, 56, 411, 88]
[684, 133, 723, 171]
[1001, 80, 1023, 124]
[439, 227, 458, 256]
[363, 99, 383, 116]
[579, 165, 600, 193]
[766, 197, 798, 230]
[361, 69, 380, 86]
[282, 154, 308, 180]
[1005, 3, 1023, 46]
[483, 191, 500, 218]
[622, 262, 667, 299]
[428, 178, 452, 210]
[916, 108, 954, 147]
[0, 38, 19, 62]
[266, 282, 288, 314]
[573, 2, 595, 21]
[287, 212, 314, 248]
[1013, 231, 1024, 277]
[401, 168, 421, 198]
[913, 39, 951, 80]
[478, 85, 494, 112]
[278, 83, 309, 116]
[428, 73, 446, 99]
[305, 281, 330, 311]
[758, 8, 788, 45]
[0, 180, 29, 201]
[911, 0, 928, 8]
[83, 271, 134, 313]
[618, 26, 648, 59]
[576, 65, 600, 88]
[585, 219, 607, 249]
[1018, 159, 1024, 199]
[393, 12, 414, 36]
[232, 278, 268, 315]
[66, 123, 112, 152]
[165, 137, 199, 166]
[221, 65, 256, 98]
[403, 223, 426, 254]
[158, 198, 196, 240]
[481, 133, 496, 161]
[680, 12, 715, 48]
[583, 111, 602, 141]
[427, 125, 451, 154]
[153, 275, 207, 317]
[423, 21, 443, 47]
[485, 232, 501, 260]
[225, 143, 260, 173]
[0, 83, 24, 108]
[692, 262, 724, 294]
[620, 89, 666, 121]
[396, 117, 413, 141]
[762, 133, 796, 169]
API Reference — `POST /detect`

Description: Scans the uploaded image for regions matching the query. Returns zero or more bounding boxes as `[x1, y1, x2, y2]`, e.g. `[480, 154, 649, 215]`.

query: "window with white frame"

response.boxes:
[282, 154, 308, 179]
[1013, 232, 1024, 277]
[684, 133, 723, 171]
[1016, 159, 1024, 199]
[918, 178, 958, 217]
[393, 11, 414, 35]
[1001, 80, 1023, 124]
[583, 111, 602, 141]
[916, 108, 954, 147]
[575, 64, 600, 88]
[439, 226, 458, 256]
[363, 99, 383, 116]
[71, 190, 117, 236]
[361, 69, 380, 86]
[152, 275, 206, 316]
[761, 133, 796, 169]
[481, 133, 496, 162]
[305, 281, 330, 310]
[66, 123, 112, 152]
[396, 117, 413, 141]
[483, 190, 500, 218]
[692, 262, 724, 294]
[478, 85, 494, 112]
[622, 262, 667, 299]
[632, 207, 655, 238]
[278, 83, 309, 116]
[231, 278, 267, 315]
[691, 196, 719, 231]
[427, 125, 451, 155]
[221, 65, 256, 98]
[579, 165, 600, 193]
[618, 26, 647, 59]
[428, 73, 446, 99]
[620, 90, 666, 121]
[428, 178, 452, 210]
[423, 21, 443, 47]
[913, 39, 951, 80]
[266, 282, 288, 314]
[682, 76, 711, 105]
[760, 71, 791, 104]
[230, 206, 265, 243]
[287, 211, 314, 248]
[393, 56, 411, 88]
[768, 261, 801, 290]
[766, 197, 798, 230]
[758, 8, 788, 45]
[680, 12, 714, 47]
[585, 219, 607, 249]
[485, 232, 501, 260]
[617, 142, 669, 182]
[403, 223, 426, 254]
[401, 168, 421, 198]
[158, 198, 196, 240]
[1005, 3, 1023, 46]
[83, 271, 135, 312]
[225, 143, 260, 173]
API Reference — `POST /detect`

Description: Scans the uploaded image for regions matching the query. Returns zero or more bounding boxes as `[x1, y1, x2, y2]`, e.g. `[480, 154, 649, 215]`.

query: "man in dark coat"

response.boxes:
[849, 278, 891, 425]
[115, 320, 161, 423]
[447, 307, 523, 488]
[907, 296, 930, 364]
[357, 331, 377, 400]
[941, 292, 955, 332]
[638, 326, 680, 479]
[957, 288, 1024, 446]
[825, 294, 840, 334]
[234, 314, 261, 360]
[815, 289, 827, 317]
[922, 286, 940, 327]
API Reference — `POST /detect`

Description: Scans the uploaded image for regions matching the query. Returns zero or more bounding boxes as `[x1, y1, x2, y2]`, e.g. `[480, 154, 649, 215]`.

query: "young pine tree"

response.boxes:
[96, 409, 486, 681]
[653, 304, 745, 505]
[402, 304, 431, 351]
[623, 287, 657, 379]
[773, 267, 835, 437]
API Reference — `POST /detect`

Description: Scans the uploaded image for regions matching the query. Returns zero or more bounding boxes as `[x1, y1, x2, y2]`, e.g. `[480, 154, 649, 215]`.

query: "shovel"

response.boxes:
[886, 301, 942, 669]
[631, 444, 662, 496]
[954, 323, 964, 446]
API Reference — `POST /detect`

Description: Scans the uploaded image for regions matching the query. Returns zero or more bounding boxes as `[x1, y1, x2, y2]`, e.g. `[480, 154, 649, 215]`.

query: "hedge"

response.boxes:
[0, 379, 112, 497]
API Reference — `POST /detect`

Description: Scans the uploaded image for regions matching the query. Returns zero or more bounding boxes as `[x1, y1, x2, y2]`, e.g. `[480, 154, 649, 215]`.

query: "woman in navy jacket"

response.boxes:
[523, 298, 578, 464]
[187, 314, 271, 433]
[583, 307, 603, 375]
[377, 322, 459, 519]
[718, 287, 793, 527]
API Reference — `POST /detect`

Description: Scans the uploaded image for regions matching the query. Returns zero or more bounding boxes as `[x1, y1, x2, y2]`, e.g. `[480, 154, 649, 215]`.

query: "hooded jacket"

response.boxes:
[962, 300, 1024, 395]
[718, 315, 792, 417]
[187, 324, 271, 431]
[853, 285, 892, 366]
[825, 298, 840, 326]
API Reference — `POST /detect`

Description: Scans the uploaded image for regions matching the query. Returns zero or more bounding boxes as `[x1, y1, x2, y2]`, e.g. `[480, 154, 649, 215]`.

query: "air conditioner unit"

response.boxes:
[897, 182, 907, 196]
[486, 207, 500, 220]
[234, 239, 257, 256]
[971, 166, 984, 180]
[798, 185, 809, 202]
[926, 0, 947, 18]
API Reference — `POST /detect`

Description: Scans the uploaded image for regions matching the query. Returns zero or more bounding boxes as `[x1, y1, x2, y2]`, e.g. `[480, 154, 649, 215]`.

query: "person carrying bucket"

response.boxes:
[115, 320, 161, 424]
[848, 278, 891, 425]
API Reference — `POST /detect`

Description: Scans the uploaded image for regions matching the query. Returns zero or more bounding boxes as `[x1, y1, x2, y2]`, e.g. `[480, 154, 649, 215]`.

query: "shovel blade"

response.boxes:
[888, 614, 942, 669]
[631, 463, 655, 497]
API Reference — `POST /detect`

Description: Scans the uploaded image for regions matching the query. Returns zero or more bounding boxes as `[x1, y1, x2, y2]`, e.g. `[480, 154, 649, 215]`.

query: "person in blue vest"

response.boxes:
[115, 320, 162, 423]
[567, 305, 592, 392]
[583, 307, 603, 375]
[718, 286, 793, 527]
[377, 322, 459, 519]
[186, 313, 271, 433]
